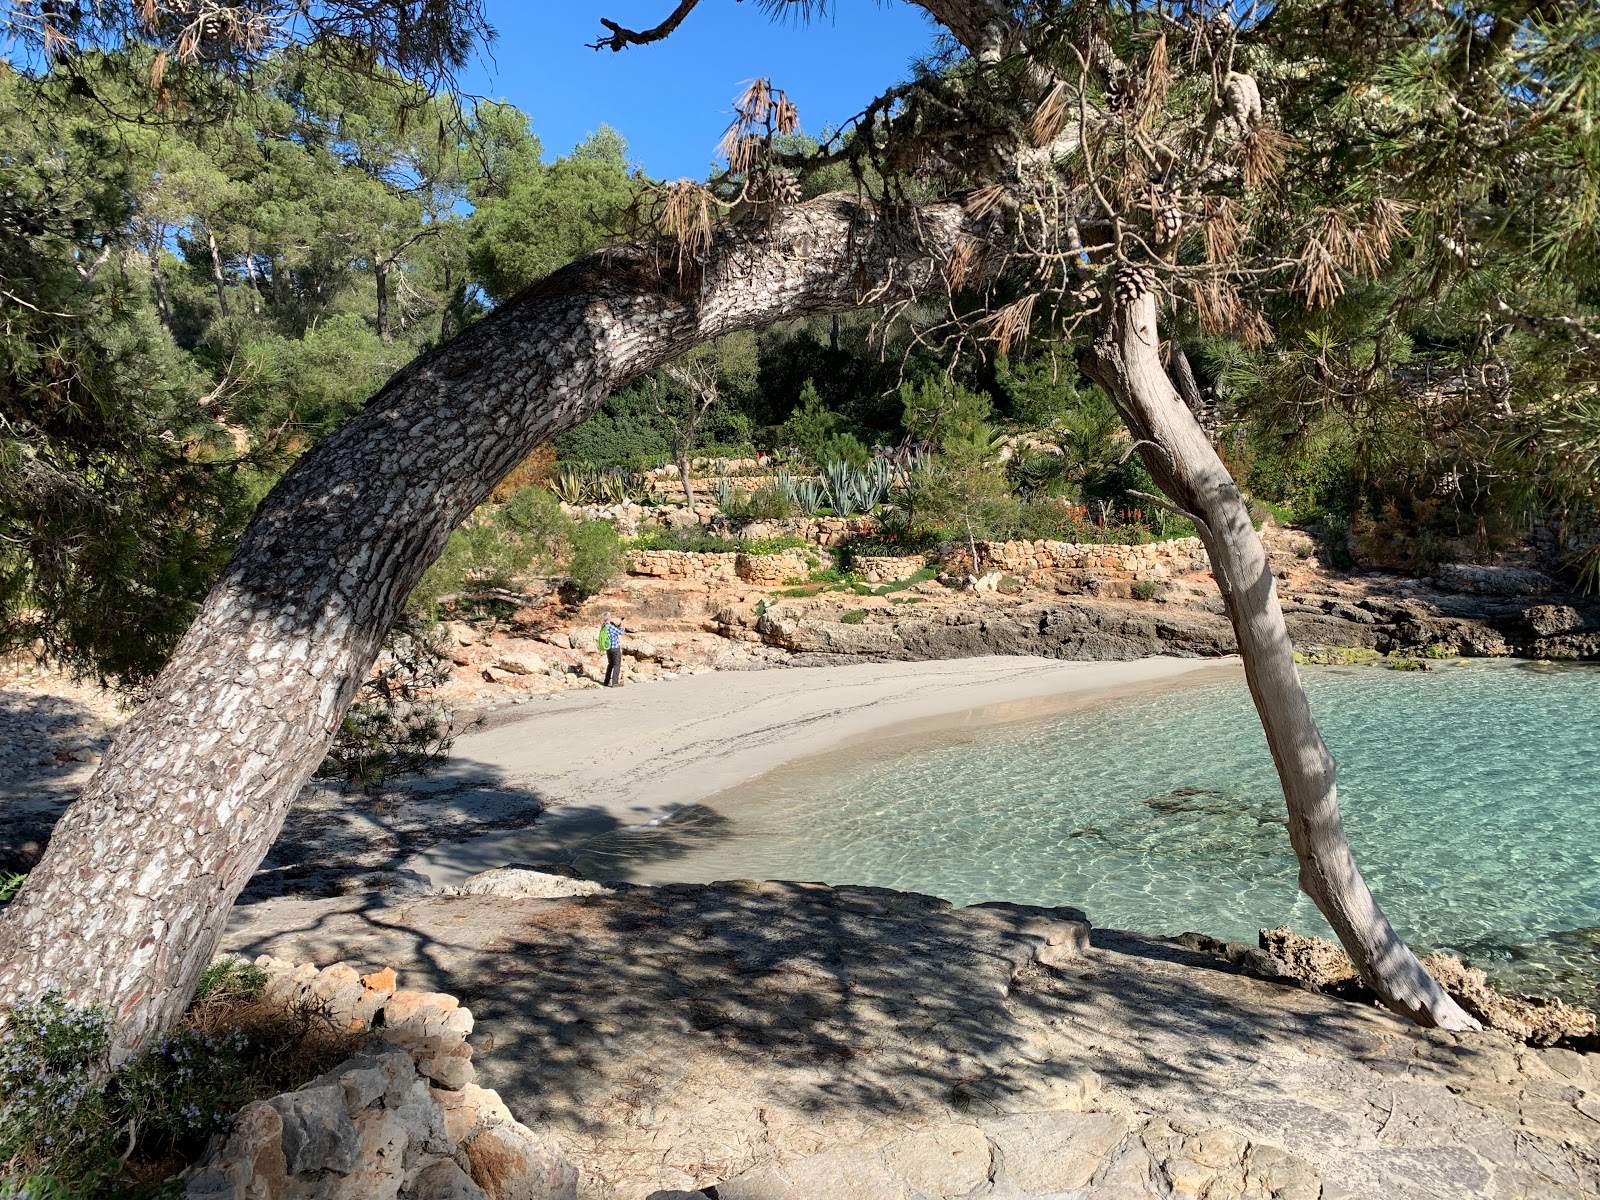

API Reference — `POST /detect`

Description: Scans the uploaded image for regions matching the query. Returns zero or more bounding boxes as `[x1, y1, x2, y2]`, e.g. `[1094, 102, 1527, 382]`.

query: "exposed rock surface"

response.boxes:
[224, 880, 1600, 1200]
[1258, 926, 1599, 1050]
[445, 867, 609, 901]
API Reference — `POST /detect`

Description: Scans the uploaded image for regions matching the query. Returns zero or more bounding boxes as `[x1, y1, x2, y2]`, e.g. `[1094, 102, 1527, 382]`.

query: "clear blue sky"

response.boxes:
[463, 2, 936, 180]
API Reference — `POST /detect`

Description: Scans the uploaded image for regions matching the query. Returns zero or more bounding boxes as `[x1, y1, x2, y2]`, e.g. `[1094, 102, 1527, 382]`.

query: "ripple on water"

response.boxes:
[591, 660, 1600, 1008]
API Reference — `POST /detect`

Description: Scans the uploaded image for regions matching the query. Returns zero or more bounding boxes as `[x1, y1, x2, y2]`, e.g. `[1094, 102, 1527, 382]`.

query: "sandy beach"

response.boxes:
[401, 654, 1242, 888]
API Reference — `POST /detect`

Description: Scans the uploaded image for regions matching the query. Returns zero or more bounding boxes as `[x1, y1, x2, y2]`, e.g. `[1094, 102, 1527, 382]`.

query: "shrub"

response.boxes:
[719, 484, 794, 521]
[839, 609, 868, 624]
[818, 432, 871, 468]
[0, 874, 23, 905]
[739, 535, 808, 555]
[566, 520, 624, 598]
[1132, 580, 1160, 601]
[632, 527, 736, 554]
[320, 616, 456, 788]
[0, 993, 115, 1185]
[1, 965, 366, 1195]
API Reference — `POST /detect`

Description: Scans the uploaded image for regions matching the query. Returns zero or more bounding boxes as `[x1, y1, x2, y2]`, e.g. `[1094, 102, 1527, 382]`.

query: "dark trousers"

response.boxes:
[604, 646, 624, 687]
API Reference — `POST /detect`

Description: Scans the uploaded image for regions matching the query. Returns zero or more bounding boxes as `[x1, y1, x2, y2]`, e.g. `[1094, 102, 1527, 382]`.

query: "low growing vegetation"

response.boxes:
[0, 959, 361, 1197]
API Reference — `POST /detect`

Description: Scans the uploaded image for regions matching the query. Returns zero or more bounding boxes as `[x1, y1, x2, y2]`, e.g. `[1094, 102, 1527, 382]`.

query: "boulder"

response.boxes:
[464, 1124, 579, 1200]
[406, 1160, 491, 1200]
[1523, 604, 1587, 637]
[267, 1086, 364, 1176]
[449, 867, 609, 900]
[1257, 926, 1358, 989]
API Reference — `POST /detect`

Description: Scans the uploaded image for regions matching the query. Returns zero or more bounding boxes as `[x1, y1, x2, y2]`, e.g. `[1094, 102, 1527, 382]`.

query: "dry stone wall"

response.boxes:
[851, 554, 929, 583]
[956, 537, 1208, 579]
[627, 549, 816, 585]
[184, 958, 577, 1200]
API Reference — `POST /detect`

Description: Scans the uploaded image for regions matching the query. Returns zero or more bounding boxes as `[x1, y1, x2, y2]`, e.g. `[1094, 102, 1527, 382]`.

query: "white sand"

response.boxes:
[402, 655, 1241, 886]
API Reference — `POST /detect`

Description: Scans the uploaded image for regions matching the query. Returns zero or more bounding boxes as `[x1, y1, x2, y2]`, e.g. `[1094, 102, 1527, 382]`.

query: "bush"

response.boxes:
[717, 483, 794, 521]
[1, 963, 363, 1195]
[839, 609, 868, 624]
[566, 520, 624, 598]
[1132, 580, 1160, 601]
[632, 527, 736, 554]
[320, 616, 456, 788]
[817, 432, 871, 468]
[0, 993, 115, 1186]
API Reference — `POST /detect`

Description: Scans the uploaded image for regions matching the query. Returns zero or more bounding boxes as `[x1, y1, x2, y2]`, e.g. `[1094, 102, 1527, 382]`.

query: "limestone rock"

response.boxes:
[190, 1101, 289, 1198]
[879, 1124, 990, 1196]
[269, 1085, 364, 1175]
[450, 867, 609, 901]
[1420, 952, 1597, 1046]
[433, 1084, 513, 1145]
[1258, 925, 1359, 989]
[464, 1124, 579, 1200]
[981, 1110, 1128, 1193]
[1524, 604, 1587, 637]
[406, 1160, 491, 1200]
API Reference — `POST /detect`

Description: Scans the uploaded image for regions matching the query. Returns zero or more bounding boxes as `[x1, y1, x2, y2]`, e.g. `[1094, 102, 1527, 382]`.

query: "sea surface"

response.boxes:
[585, 659, 1600, 1006]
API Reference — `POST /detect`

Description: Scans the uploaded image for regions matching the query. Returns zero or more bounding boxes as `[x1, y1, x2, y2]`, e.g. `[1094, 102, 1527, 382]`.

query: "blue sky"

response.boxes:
[462, 3, 936, 180]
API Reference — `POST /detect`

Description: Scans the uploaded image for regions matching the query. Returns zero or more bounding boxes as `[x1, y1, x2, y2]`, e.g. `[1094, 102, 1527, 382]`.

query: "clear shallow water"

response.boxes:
[589, 660, 1600, 1006]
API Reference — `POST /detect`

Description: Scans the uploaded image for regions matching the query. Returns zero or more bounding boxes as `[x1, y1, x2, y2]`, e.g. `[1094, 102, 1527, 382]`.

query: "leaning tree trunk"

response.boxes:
[1086, 282, 1478, 1031]
[0, 196, 981, 1061]
[678, 451, 696, 512]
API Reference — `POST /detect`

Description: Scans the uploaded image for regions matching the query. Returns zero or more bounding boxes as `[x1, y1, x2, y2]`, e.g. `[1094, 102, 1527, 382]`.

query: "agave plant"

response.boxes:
[820, 459, 893, 516]
[551, 465, 588, 505]
[713, 478, 736, 510]
[793, 480, 825, 517]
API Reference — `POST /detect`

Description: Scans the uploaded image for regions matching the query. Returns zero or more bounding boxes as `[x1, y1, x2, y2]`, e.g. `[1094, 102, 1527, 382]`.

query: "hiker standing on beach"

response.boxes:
[599, 613, 626, 688]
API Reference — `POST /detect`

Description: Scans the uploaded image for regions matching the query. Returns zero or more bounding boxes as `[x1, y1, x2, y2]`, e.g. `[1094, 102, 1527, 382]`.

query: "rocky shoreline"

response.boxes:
[219, 870, 1600, 1200]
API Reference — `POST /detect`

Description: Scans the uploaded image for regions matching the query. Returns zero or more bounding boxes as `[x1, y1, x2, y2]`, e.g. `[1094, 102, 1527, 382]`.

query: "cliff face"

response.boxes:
[221, 876, 1600, 1200]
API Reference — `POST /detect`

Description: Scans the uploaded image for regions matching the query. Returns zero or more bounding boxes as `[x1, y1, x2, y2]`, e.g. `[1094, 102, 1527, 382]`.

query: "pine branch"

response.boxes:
[590, 0, 704, 52]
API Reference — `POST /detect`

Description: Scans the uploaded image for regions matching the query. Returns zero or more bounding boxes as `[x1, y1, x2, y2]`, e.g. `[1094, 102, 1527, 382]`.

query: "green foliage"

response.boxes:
[550, 465, 649, 506]
[234, 315, 405, 438]
[716, 482, 795, 521]
[898, 377, 992, 445]
[414, 486, 573, 613]
[780, 379, 841, 463]
[818, 432, 871, 468]
[0, 874, 25, 905]
[839, 609, 868, 625]
[468, 130, 638, 302]
[1132, 580, 1160, 601]
[819, 459, 893, 517]
[630, 527, 737, 554]
[1, 965, 361, 1194]
[192, 958, 266, 1005]
[565, 520, 623, 599]
[740, 536, 809, 555]
[319, 617, 455, 787]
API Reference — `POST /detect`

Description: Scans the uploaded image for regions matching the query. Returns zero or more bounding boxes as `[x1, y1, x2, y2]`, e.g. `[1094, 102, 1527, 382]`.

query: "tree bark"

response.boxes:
[0, 196, 983, 1060]
[375, 253, 391, 342]
[1085, 284, 1479, 1031]
[206, 228, 230, 317]
[146, 241, 172, 336]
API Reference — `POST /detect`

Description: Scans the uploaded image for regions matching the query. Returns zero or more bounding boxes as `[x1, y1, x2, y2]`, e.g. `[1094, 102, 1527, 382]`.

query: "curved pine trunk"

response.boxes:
[1087, 285, 1478, 1030]
[0, 196, 977, 1061]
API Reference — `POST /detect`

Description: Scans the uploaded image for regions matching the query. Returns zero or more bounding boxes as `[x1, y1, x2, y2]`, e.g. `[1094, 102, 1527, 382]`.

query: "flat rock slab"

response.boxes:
[224, 882, 1600, 1200]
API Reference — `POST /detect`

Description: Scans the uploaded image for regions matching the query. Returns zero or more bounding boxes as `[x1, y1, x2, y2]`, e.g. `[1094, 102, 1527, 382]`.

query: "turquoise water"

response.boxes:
[611, 661, 1600, 1006]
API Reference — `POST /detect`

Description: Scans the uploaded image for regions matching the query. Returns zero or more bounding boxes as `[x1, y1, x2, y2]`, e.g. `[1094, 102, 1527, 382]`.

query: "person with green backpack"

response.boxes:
[599, 613, 626, 688]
